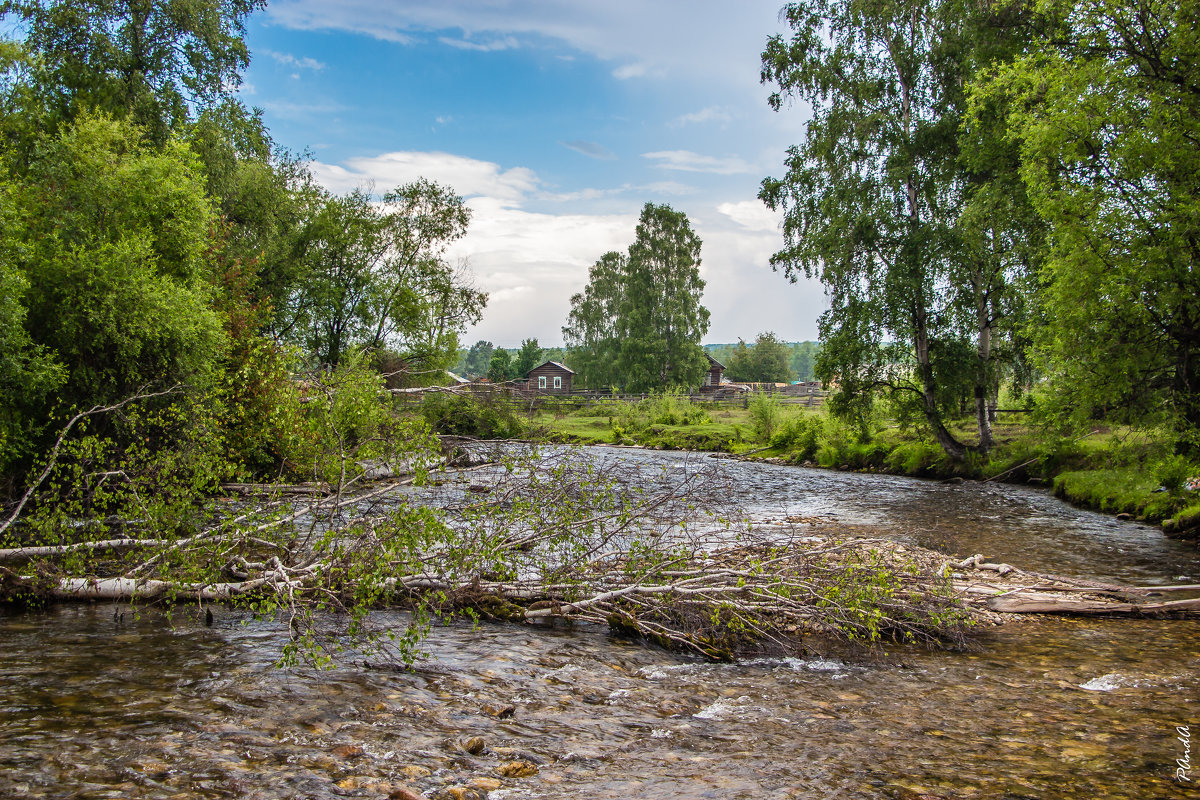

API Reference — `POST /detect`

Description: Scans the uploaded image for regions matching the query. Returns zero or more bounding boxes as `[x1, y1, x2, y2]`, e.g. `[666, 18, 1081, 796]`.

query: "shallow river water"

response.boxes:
[2, 448, 1198, 800]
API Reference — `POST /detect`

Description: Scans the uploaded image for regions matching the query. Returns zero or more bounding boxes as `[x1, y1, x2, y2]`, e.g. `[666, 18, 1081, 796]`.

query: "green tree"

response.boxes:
[1, 0, 264, 142]
[760, 0, 1019, 458]
[487, 348, 514, 382]
[564, 203, 710, 392]
[462, 340, 494, 379]
[789, 341, 819, 382]
[8, 114, 225, 408]
[288, 180, 485, 370]
[563, 250, 626, 390]
[726, 331, 794, 383]
[978, 0, 1200, 450]
[512, 338, 543, 377]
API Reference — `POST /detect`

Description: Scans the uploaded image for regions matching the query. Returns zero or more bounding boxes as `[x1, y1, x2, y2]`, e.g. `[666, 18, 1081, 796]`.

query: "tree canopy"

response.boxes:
[564, 203, 710, 393]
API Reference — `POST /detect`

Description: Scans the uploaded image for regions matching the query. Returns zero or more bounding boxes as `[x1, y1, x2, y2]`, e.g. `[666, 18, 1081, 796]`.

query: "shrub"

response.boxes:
[748, 392, 782, 443]
[770, 413, 824, 460]
[420, 392, 524, 439]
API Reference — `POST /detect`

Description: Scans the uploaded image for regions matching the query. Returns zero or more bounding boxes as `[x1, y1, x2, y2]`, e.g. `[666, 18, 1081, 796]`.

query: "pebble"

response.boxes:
[497, 760, 539, 778]
[461, 736, 486, 755]
[332, 744, 364, 759]
[388, 788, 431, 800]
[467, 777, 502, 791]
[398, 766, 433, 780]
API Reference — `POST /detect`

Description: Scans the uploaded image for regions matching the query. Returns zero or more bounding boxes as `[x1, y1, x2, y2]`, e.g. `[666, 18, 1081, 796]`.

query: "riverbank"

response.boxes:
[470, 395, 1200, 539]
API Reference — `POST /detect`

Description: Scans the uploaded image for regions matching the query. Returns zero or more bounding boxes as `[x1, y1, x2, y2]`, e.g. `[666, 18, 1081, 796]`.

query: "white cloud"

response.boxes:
[717, 200, 780, 233]
[264, 0, 789, 90]
[306, 148, 821, 346]
[309, 151, 540, 207]
[438, 35, 520, 52]
[673, 106, 733, 126]
[263, 49, 326, 71]
[612, 62, 647, 80]
[642, 150, 754, 175]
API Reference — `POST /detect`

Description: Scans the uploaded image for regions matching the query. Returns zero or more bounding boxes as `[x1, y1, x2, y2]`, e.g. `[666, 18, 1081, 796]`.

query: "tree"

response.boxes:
[287, 179, 486, 370]
[564, 203, 710, 392]
[789, 341, 819, 382]
[486, 348, 514, 383]
[512, 338, 543, 378]
[8, 114, 225, 409]
[462, 340, 494, 379]
[1, 0, 264, 142]
[760, 0, 1021, 458]
[726, 331, 794, 384]
[978, 0, 1200, 450]
[563, 250, 627, 390]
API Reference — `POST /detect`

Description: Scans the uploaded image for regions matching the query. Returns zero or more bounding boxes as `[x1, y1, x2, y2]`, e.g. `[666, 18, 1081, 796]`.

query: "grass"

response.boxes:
[519, 395, 1200, 533]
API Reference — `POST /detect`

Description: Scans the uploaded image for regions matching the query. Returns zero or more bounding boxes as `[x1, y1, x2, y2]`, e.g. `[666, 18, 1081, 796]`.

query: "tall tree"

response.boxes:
[462, 340, 494, 379]
[7, 114, 226, 407]
[727, 331, 794, 383]
[619, 204, 710, 392]
[562, 250, 627, 391]
[512, 338, 543, 377]
[760, 0, 1027, 457]
[1, 0, 264, 142]
[979, 0, 1200, 450]
[564, 204, 710, 392]
[288, 180, 485, 370]
[486, 348, 514, 383]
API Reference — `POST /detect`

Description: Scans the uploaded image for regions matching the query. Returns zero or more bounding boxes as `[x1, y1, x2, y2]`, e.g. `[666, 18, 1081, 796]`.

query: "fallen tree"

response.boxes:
[6, 386, 1192, 668]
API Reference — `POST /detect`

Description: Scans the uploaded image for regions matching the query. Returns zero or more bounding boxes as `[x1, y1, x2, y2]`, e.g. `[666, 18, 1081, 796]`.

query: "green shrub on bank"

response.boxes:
[420, 392, 524, 439]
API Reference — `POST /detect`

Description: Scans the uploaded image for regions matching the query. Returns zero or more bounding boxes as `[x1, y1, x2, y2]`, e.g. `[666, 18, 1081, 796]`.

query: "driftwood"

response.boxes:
[986, 592, 1200, 614]
[953, 554, 1200, 617]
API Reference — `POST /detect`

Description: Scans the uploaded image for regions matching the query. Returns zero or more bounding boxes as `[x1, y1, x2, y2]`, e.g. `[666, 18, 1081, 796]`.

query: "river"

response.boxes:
[2, 447, 1198, 799]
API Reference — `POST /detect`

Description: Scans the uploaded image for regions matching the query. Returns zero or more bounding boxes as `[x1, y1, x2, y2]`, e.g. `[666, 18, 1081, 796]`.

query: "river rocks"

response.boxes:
[482, 702, 516, 718]
[388, 787, 431, 800]
[397, 765, 433, 780]
[467, 777, 503, 791]
[1116, 513, 1133, 521]
[496, 760, 539, 778]
[332, 744, 364, 760]
[461, 736, 486, 755]
[434, 788, 486, 800]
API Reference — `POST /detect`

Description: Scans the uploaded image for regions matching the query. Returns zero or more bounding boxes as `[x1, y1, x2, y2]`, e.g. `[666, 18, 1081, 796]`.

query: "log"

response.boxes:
[987, 591, 1200, 615]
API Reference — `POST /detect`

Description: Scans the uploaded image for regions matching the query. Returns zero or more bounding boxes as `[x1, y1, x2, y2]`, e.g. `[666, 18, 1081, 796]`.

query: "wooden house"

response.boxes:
[699, 353, 725, 393]
[526, 360, 574, 394]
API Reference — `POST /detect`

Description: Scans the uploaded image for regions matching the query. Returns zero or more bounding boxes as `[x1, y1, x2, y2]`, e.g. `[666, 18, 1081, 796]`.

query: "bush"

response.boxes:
[770, 413, 824, 460]
[748, 392, 782, 443]
[420, 392, 524, 439]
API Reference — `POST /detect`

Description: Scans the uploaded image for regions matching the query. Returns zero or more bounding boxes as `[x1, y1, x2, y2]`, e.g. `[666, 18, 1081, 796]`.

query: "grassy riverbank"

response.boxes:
[420, 392, 1200, 537]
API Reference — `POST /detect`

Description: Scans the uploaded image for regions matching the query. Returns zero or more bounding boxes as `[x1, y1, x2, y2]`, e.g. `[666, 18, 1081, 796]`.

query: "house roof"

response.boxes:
[705, 352, 726, 369]
[526, 360, 575, 377]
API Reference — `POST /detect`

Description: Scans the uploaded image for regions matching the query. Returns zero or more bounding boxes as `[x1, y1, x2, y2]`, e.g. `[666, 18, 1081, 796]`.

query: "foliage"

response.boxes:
[769, 412, 824, 461]
[512, 338, 543, 378]
[460, 340, 494, 379]
[419, 392, 524, 439]
[0, 0, 264, 143]
[760, 0, 1036, 460]
[8, 114, 226, 411]
[286, 180, 485, 371]
[747, 392, 783, 443]
[565, 203, 710, 392]
[976, 0, 1200, 451]
[486, 348, 514, 383]
[726, 331, 794, 383]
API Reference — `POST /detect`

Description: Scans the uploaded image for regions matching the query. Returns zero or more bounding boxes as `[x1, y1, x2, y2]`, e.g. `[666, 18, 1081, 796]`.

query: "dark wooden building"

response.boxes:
[526, 360, 574, 394]
[699, 353, 725, 392]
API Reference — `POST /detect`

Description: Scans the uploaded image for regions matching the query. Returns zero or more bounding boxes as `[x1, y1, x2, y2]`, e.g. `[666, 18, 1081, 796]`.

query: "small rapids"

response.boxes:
[2, 448, 1198, 799]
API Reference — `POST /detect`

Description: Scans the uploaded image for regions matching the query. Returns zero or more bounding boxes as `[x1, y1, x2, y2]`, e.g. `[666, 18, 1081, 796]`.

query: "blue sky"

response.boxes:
[240, 0, 826, 347]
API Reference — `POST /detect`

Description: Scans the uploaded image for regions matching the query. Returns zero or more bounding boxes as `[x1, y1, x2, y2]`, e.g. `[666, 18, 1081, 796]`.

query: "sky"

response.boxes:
[239, 0, 826, 348]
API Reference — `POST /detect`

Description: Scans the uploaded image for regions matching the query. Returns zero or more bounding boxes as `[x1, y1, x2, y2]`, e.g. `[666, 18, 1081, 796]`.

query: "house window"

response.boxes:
[704, 374, 711, 386]
[538, 376, 547, 389]
[553, 376, 562, 389]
